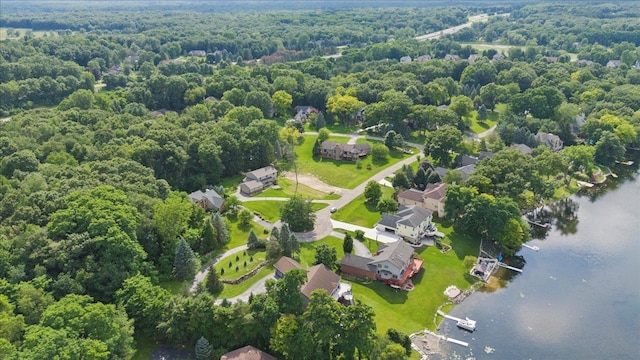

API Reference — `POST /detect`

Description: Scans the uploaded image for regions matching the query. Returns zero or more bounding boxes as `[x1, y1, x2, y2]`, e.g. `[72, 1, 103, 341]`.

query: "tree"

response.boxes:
[377, 198, 398, 213]
[174, 238, 198, 281]
[198, 218, 217, 254]
[266, 268, 306, 315]
[449, 95, 474, 119]
[195, 336, 214, 360]
[364, 180, 383, 203]
[223, 195, 241, 216]
[424, 126, 463, 167]
[379, 343, 408, 360]
[238, 208, 253, 225]
[414, 167, 427, 190]
[280, 196, 316, 232]
[562, 145, 595, 180]
[392, 171, 410, 189]
[595, 131, 625, 166]
[444, 185, 478, 220]
[245, 90, 273, 118]
[272, 90, 293, 117]
[343, 233, 354, 254]
[371, 143, 389, 161]
[478, 104, 488, 120]
[314, 243, 338, 270]
[315, 112, 326, 130]
[247, 230, 261, 250]
[116, 274, 171, 339]
[205, 268, 224, 295]
[211, 212, 230, 247]
[534, 147, 568, 179]
[386, 328, 412, 356]
[326, 90, 365, 126]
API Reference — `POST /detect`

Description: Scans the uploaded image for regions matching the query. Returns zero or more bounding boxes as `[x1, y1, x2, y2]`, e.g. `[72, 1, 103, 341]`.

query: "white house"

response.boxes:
[377, 205, 433, 243]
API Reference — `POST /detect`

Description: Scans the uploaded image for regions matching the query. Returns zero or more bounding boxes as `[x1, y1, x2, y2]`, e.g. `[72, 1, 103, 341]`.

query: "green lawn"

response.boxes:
[467, 110, 498, 134]
[260, 177, 341, 199]
[225, 216, 268, 249]
[295, 134, 414, 189]
[298, 236, 345, 267]
[304, 122, 360, 134]
[159, 280, 188, 295]
[349, 222, 479, 335]
[216, 265, 275, 299]
[220, 175, 244, 195]
[331, 186, 395, 227]
[243, 201, 328, 223]
[132, 336, 156, 360]
[215, 249, 267, 280]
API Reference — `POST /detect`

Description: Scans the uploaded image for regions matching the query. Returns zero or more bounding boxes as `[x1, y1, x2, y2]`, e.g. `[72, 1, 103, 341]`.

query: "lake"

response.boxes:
[440, 167, 640, 359]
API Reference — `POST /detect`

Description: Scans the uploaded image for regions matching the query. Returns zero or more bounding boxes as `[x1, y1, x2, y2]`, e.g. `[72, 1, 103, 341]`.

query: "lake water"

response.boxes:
[440, 167, 640, 359]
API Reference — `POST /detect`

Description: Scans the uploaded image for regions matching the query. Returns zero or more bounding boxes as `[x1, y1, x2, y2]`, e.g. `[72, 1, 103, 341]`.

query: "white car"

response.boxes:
[330, 207, 338, 213]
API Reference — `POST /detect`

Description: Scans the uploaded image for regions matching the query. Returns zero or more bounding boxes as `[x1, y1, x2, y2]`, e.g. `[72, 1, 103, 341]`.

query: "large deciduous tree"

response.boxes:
[280, 196, 316, 232]
[364, 180, 383, 203]
[116, 274, 171, 339]
[423, 125, 462, 167]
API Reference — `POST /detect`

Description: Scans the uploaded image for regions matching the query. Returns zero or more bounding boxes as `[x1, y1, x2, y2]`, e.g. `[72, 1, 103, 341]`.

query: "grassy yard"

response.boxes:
[331, 186, 395, 227]
[0, 27, 56, 40]
[348, 221, 479, 335]
[467, 109, 498, 134]
[298, 236, 345, 267]
[295, 134, 414, 189]
[216, 265, 275, 299]
[214, 249, 267, 280]
[159, 280, 188, 295]
[225, 216, 268, 249]
[260, 177, 341, 199]
[243, 201, 328, 223]
[220, 175, 244, 195]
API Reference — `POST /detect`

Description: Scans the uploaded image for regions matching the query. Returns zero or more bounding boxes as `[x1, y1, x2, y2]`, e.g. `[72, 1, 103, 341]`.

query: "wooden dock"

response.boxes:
[522, 243, 540, 251]
[498, 262, 523, 273]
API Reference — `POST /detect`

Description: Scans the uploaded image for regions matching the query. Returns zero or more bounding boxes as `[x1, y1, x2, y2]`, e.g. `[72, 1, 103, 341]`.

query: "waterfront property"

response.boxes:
[376, 205, 433, 244]
[340, 240, 424, 288]
[397, 182, 448, 218]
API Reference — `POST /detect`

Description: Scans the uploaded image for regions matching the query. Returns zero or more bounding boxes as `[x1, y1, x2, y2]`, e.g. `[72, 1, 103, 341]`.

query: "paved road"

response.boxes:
[415, 13, 491, 42]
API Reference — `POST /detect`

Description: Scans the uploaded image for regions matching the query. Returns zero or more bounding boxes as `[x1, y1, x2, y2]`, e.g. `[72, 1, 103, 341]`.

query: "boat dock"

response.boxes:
[498, 262, 523, 273]
[522, 243, 540, 251]
[526, 219, 550, 228]
[437, 310, 477, 332]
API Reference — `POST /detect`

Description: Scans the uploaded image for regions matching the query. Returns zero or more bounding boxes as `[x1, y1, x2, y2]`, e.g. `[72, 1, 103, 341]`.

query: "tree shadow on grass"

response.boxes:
[448, 231, 479, 261]
[362, 280, 409, 304]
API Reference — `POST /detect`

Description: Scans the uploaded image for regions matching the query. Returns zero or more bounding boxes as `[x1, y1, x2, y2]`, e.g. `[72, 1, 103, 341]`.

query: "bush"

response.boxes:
[463, 255, 477, 270]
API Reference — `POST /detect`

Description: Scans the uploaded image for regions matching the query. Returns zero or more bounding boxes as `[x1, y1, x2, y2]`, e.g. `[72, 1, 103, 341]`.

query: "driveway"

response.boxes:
[214, 272, 275, 305]
[331, 220, 401, 244]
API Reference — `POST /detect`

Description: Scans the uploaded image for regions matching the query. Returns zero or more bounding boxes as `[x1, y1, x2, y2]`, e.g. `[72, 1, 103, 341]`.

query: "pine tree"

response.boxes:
[200, 218, 217, 254]
[414, 167, 427, 190]
[343, 233, 354, 254]
[270, 227, 280, 242]
[211, 213, 229, 247]
[312, 138, 322, 156]
[247, 230, 260, 249]
[279, 223, 291, 251]
[174, 238, 198, 280]
[274, 140, 283, 159]
[195, 336, 213, 360]
[478, 104, 488, 120]
[315, 112, 326, 130]
[205, 268, 224, 294]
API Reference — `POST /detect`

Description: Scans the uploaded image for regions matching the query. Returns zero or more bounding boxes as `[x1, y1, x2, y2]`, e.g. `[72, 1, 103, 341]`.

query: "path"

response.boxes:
[330, 231, 372, 257]
[214, 271, 276, 305]
[331, 220, 401, 244]
[190, 245, 247, 293]
[466, 124, 497, 140]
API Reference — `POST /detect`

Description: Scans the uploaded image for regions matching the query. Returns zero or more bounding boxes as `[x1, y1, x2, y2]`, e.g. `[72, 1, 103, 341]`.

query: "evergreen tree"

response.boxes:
[270, 227, 280, 242]
[315, 112, 326, 131]
[200, 218, 217, 254]
[205, 268, 224, 294]
[195, 336, 214, 360]
[343, 233, 354, 254]
[211, 213, 229, 247]
[478, 104, 488, 120]
[274, 140, 283, 159]
[313, 138, 322, 156]
[414, 167, 427, 190]
[247, 230, 261, 250]
[174, 238, 198, 280]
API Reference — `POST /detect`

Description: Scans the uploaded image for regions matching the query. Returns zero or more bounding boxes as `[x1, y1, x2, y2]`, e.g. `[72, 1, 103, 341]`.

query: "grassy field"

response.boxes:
[0, 27, 56, 40]
[225, 216, 268, 249]
[243, 201, 328, 222]
[467, 109, 498, 134]
[216, 265, 275, 299]
[298, 236, 345, 267]
[331, 186, 395, 227]
[348, 221, 479, 334]
[214, 249, 267, 280]
[295, 134, 414, 189]
[260, 177, 341, 199]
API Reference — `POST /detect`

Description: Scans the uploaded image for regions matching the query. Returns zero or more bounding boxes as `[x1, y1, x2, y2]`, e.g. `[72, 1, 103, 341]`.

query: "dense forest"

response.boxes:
[1, 2, 639, 359]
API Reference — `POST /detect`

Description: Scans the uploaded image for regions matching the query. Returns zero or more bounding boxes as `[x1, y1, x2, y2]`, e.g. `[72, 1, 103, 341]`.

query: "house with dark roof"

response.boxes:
[340, 240, 423, 288]
[188, 50, 207, 57]
[301, 264, 341, 304]
[416, 54, 432, 62]
[536, 131, 564, 152]
[274, 256, 303, 279]
[220, 345, 276, 360]
[189, 189, 224, 211]
[510, 143, 533, 155]
[293, 105, 318, 123]
[456, 163, 476, 180]
[376, 205, 433, 243]
[457, 154, 479, 167]
[240, 165, 277, 196]
[606, 60, 621, 69]
[423, 182, 447, 218]
[320, 141, 371, 161]
[444, 54, 460, 61]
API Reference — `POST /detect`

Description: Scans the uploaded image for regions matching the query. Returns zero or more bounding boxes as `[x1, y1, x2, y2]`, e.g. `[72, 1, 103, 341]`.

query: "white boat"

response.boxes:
[457, 317, 477, 332]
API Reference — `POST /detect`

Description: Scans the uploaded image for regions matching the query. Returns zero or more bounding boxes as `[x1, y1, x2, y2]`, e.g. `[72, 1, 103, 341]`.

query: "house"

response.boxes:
[125, 55, 139, 64]
[274, 256, 303, 279]
[478, 151, 495, 160]
[416, 54, 432, 62]
[492, 53, 505, 61]
[301, 264, 341, 304]
[543, 56, 558, 63]
[376, 205, 433, 243]
[320, 141, 371, 161]
[436, 104, 448, 110]
[576, 59, 594, 67]
[400, 56, 412, 63]
[189, 189, 224, 211]
[397, 188, 425, 207]
[455, 163, 476, 180]
[435, 167, 448, 179]
[510, 143, 533, 155]
[220, 345, 276, 360]
[240, 165, 278, 196]
[340, 240, 424, 288]
[606, 60, 621, 69]
[444, 54, 460, 61]
[536, 131, 564, 152]
[188, 50, 207, 57]
[204, 96, 220, 102]
[423, 182, 447, 218]
[293, 105, 318, 122]
[457, 154, 479, 167]
[468, 54, 481, 62]
[351, 107, 366, 122]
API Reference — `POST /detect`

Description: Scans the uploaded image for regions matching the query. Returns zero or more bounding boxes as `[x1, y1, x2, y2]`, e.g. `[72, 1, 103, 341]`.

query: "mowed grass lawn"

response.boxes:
[467, 109, 498, 134]
[216, 265, 275, 299]
[243, 201, 328, 222]
[214, 249, 266, 280]
[225, 216, 268, 249]
[332, 186, 395, 227]
[348, 221, 479, 335]
[298, 236, 345, 267]
[260, 177, 341, 200]
[295, 134, 414, 189]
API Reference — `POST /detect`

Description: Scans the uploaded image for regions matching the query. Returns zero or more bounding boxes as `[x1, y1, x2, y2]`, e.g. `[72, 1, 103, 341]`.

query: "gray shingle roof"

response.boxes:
[189, 189, 224, 209]
[424, 182, 447, 201]
[301, 264, 340, 299]
[397, 188, 424, 203]
[396, 205, 432, 228]
[370, 240, 414, 271]
[378, 213, 401, 228]
[340, 253, 376, 272]
[246, 165, 276, 181]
